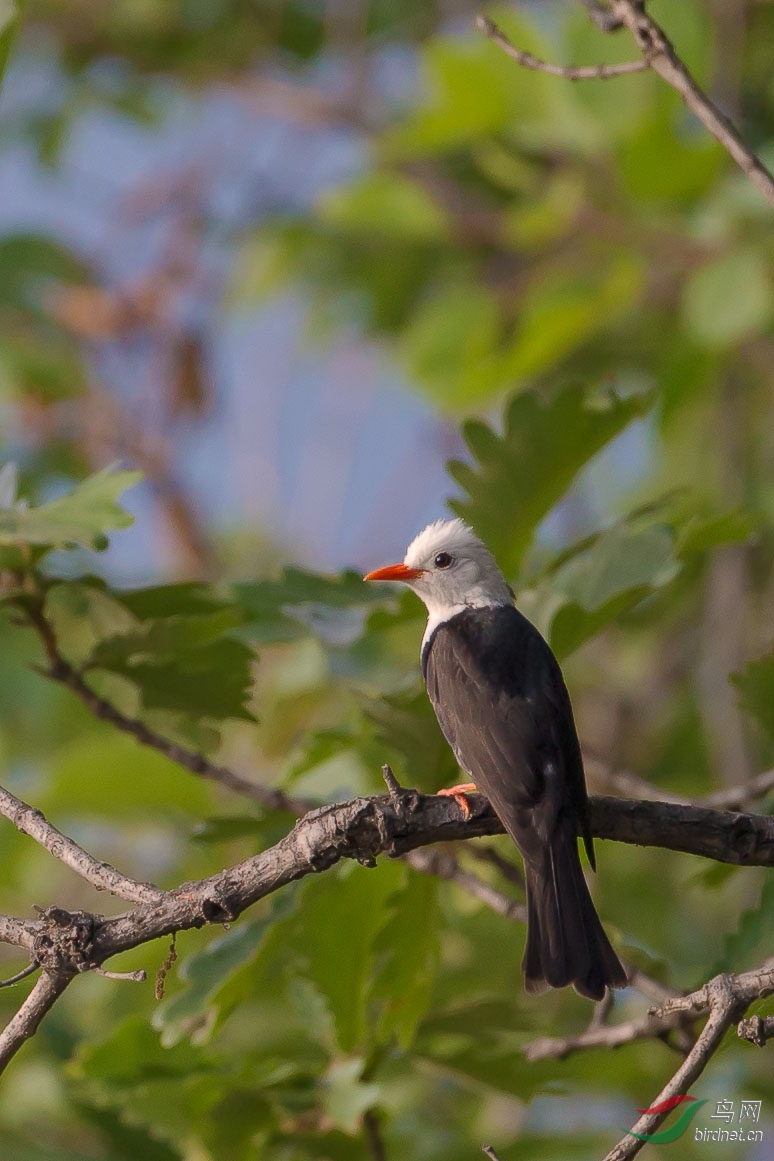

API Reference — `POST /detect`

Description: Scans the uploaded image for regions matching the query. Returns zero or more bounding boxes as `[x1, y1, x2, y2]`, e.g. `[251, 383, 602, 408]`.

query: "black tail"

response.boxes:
[522, 826, 628, 1001]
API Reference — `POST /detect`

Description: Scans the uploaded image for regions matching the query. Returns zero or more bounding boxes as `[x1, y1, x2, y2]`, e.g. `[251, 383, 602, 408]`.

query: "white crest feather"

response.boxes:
[401, 518, 512, 650]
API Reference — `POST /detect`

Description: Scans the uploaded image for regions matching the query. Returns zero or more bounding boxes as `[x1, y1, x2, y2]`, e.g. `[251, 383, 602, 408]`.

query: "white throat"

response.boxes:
[420, 590, 510, 651]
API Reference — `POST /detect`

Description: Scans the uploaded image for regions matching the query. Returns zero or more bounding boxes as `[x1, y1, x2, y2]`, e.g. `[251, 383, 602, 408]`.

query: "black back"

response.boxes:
[422, 604, 594, 869]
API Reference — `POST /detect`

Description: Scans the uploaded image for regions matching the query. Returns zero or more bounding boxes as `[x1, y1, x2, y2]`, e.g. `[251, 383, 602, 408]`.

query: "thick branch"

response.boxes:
[738, 1013, 774, 1047]
[0, 788, 770, 1076]
[78, 792, 774, 968]
[0, 783, 164, 905]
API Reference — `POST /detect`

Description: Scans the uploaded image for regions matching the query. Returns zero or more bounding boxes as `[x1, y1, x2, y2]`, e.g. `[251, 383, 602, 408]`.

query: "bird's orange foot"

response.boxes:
[437, 782, 478, 819]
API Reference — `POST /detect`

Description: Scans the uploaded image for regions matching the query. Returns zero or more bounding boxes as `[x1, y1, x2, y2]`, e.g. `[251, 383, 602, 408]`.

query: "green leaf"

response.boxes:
[715, 876, 774, 972]
[682, 250, 772, 348]
[545, 522, 679, 658]
[371, 871, 440, 1048]
[44, 729, 213, 817]
[234, 567, 386, 646]
[0, 232, 89, 310]
[0, 0, 20, 90]
[449, 385, 653, 577]
[0, 465, 142, 552]
[318, 171, 449, 243]
[362, 686, 458, 792]
[90, 607, 243, 668]
[297, 861, 405, 1052]
[402, 280, 504, 407]
[385, 18, 547, 156]
[285, 726, 356, 784]
[46, 581, 256, 725]
[103, 639, 255, 721]
[732, 653, 774, 744]
[320, 1057, 381, 1134]
[154, 914, 278, 1044]
[676, 509, 756, 555]
[156, 891, 301, 1041]
[414, 997, 554, 1097]
[502, 257, 644, 381]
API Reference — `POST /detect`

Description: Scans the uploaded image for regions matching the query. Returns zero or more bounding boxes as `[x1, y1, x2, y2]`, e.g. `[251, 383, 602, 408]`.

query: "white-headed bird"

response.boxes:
[365, 518, 627, 1000]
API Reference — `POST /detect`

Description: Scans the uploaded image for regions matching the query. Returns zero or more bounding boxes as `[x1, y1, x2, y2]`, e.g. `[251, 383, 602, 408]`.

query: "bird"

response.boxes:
[364, 517, 627, 1001]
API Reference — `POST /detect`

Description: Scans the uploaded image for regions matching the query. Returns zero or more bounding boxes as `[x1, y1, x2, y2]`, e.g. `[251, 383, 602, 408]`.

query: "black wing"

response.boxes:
[422, 605, 593, 868]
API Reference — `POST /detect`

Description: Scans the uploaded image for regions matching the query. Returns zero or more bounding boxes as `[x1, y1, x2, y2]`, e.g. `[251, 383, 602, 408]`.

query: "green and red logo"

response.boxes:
[624, 1095, 708, 1143]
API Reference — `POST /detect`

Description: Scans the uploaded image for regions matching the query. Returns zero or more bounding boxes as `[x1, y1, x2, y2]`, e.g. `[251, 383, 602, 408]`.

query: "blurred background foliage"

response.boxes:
[0, 0, 773, 1159]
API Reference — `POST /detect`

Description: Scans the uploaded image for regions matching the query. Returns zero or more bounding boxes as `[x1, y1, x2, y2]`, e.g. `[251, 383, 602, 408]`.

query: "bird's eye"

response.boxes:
[434, 552, 452, 569]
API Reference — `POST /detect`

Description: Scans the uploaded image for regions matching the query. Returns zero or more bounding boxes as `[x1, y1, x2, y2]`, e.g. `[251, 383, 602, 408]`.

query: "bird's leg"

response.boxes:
[437, 782, 478, 819]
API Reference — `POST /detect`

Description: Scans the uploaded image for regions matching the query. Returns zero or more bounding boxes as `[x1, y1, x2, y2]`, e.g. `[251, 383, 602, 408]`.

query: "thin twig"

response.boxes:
[0, 973, 72, 1073]
[0, 783, 165, 905]
[704, 768, 774, 811]
[94, 967, 147, 982]
[586, 754, 774, 812]
[405, 847, 527, 922]
[467, 843, 525, 891]
[478, 4, 774, 205]
[21, 599, 307, 815]
[477, 16, 647, 80]
[584, 754, 691, 806]
[604, 0, 774, 206]
[0, 963, 39, 989]
[363, 1108, 387, 1161]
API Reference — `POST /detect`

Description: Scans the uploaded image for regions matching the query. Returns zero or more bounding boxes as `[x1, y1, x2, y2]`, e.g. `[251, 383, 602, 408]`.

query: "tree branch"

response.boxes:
[0, 783, 165, 905]
[737, 1013, 774, 1047]
[42, 794, 774, 970]
[524, 1007, 684, 1063]
[0, 914, 37, 953]
[477, 4, 774, 207]
[405, 847, 527, 922]
[0, 780, 771, 1075]
[0, 972, 72, 1073]
[601, 0, 774, 206]
[476, 16, 647, 80]
[20, 598, 306, 814]
[605, 963, 774, 1161]
[704, 768, 774, 811]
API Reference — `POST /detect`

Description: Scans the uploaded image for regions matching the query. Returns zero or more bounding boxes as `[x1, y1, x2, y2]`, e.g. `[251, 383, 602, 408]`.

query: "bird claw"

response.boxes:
[437, 783, 477, 819]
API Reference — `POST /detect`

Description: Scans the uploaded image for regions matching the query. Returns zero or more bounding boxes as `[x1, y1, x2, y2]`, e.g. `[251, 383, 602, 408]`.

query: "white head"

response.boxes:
[364, 518, 512, 641]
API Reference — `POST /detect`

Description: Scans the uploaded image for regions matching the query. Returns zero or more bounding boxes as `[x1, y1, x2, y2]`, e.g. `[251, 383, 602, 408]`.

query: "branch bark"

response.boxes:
[0, 783, 164, 905]
[476, 17, 646, 80]
[605, 963, 774, 1161]
[0, 973, 72, 1073]
[477, 4, 774, 207]
[604, 0, 774, 206]
[0, 784, 770, 1078]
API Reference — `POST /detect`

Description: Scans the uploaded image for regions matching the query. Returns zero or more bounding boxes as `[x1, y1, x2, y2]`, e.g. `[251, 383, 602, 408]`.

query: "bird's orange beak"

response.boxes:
[364, 562, 423, 583]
